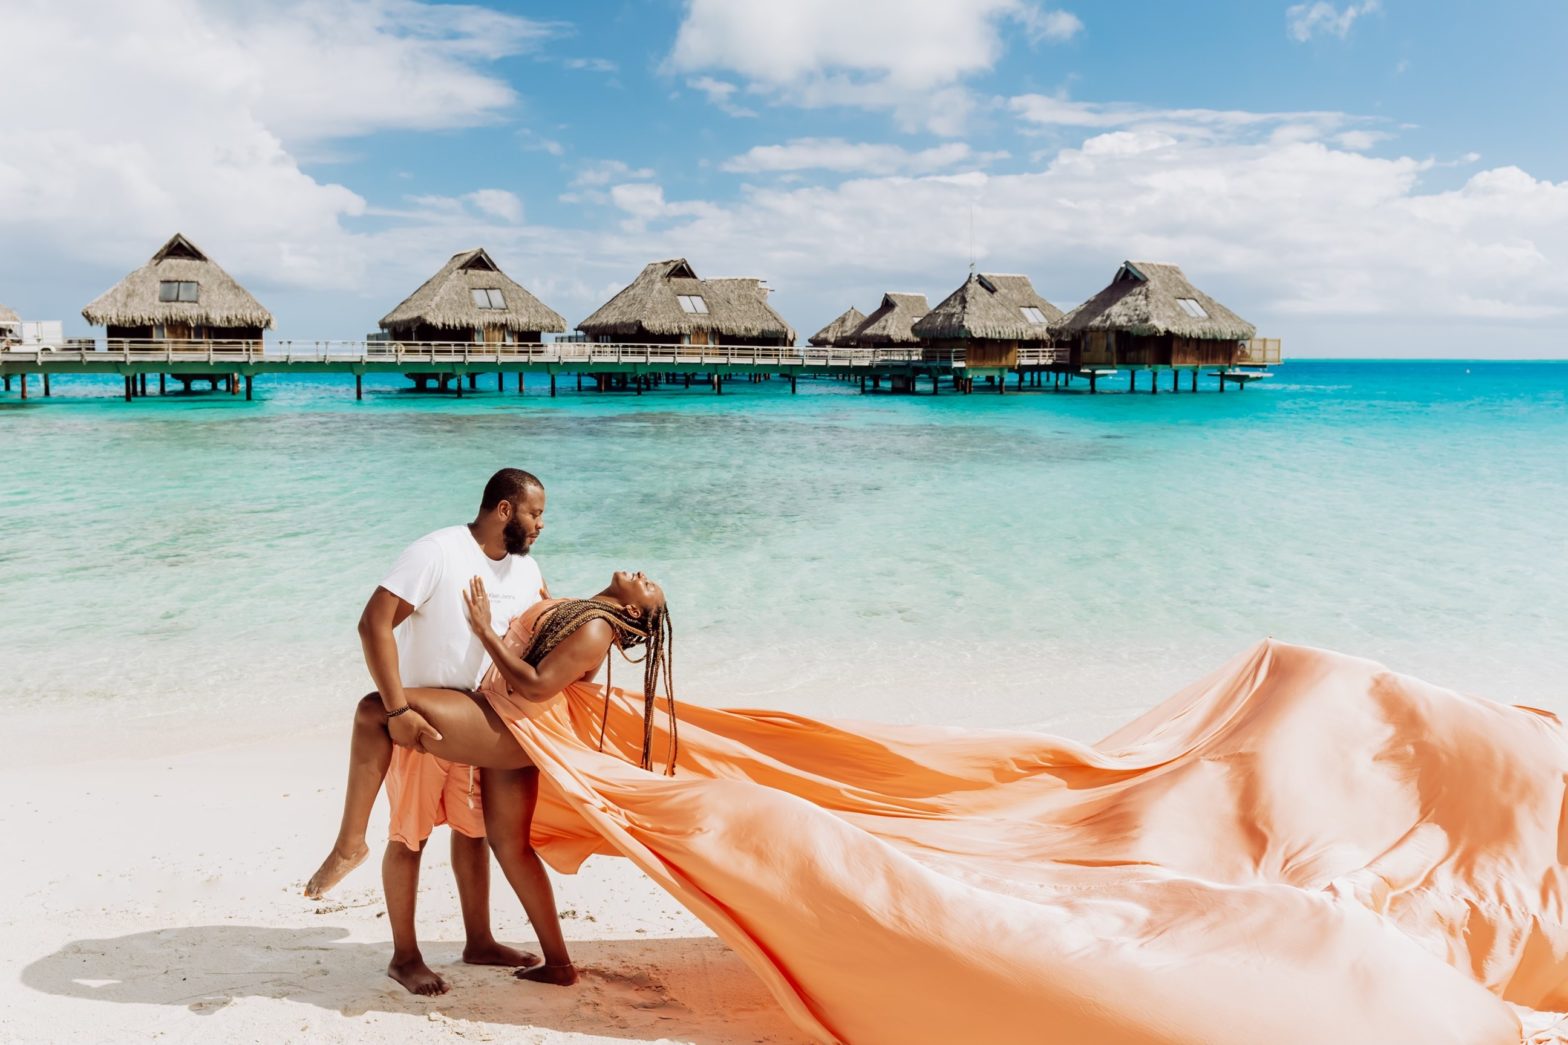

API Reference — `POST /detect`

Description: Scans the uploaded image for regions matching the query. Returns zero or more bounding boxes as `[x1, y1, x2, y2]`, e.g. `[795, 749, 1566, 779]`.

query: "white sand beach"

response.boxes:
[1, 724, 811, 1045]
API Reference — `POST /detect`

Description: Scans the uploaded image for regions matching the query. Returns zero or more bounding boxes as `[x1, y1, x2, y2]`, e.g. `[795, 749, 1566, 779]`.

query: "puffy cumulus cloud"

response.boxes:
[686, 77, 759, 118]
[722, 139, 1006, 176]
[667, 0, 1081, 133]
[551, 115, 1568, 353]
[0, 0, 551, 297]
[1286, 1, 1380, 43]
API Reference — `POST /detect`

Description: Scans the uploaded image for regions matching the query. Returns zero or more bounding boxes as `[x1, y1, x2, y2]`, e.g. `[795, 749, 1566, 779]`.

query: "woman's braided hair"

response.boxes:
[519, 598, 677, 774]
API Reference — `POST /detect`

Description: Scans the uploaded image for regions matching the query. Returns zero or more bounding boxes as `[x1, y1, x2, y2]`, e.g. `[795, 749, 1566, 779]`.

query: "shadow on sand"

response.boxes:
[21, 924, 808, 1043]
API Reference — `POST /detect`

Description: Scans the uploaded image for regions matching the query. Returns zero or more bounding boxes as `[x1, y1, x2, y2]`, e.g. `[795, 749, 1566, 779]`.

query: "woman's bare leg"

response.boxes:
[483, 767, 577, 984]
[305, 692, 394, 898]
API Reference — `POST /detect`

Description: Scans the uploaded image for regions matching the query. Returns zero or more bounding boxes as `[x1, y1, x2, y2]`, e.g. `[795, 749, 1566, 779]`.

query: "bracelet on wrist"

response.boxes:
[386, 705, 412, 719]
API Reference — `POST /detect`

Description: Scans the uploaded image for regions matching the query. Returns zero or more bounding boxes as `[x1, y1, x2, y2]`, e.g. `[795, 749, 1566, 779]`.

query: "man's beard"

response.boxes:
[502, 514, 533, 556]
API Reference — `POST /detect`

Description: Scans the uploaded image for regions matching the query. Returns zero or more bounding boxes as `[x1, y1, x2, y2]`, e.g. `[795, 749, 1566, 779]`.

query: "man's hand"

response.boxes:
[388, 708, 443, 750]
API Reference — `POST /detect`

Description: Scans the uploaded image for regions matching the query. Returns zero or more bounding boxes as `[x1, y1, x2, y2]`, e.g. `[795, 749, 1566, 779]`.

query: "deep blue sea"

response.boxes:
[3, 361, 1564, 755]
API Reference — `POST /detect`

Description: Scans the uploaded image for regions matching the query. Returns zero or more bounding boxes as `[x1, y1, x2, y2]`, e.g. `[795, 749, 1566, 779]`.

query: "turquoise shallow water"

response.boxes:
[2, 361, 1564, 751]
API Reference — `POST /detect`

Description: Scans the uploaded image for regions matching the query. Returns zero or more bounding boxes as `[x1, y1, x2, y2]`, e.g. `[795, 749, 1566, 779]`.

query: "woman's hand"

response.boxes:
[462, 576, 496, 640]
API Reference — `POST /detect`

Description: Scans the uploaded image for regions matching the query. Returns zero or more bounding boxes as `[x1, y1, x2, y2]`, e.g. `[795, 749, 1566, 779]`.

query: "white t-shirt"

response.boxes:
[379, 525, 544, 690]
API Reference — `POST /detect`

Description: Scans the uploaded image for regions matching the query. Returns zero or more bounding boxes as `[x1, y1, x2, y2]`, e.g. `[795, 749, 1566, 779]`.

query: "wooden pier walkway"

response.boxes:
[0, 339, 1279, 401]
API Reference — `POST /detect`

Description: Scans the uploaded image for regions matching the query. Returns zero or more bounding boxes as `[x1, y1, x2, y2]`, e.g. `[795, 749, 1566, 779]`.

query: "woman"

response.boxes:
[325, 572, 1568, 1044]
[324, 569, 673, 987]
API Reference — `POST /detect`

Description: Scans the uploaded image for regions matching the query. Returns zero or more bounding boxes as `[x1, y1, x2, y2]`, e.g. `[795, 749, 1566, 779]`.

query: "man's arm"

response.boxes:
[358, 586, 441, 747]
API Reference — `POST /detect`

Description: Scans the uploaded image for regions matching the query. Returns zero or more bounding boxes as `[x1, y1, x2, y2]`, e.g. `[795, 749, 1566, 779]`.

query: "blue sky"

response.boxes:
[3, 0, 1567, 356]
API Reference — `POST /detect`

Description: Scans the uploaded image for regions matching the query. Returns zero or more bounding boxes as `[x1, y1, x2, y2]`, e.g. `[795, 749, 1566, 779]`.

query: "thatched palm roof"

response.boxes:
[808, 306, 867, 347]
[0, 303, 18, 326]
[1062, 261, 1254, 340]
[81, 233, 273, 329]
[577, 259, 795, 341]
[912, 273, 1062, 341]
[849, 293, 928, 345]
[380, 248, 565, 334]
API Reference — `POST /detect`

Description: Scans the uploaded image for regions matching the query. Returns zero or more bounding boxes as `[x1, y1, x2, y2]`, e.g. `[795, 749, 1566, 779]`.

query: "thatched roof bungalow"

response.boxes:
[577, 259, 795, 346]
[380, 247, 565, 344]
[912, 273, 1062, 371]
[844, 293, 928, 348]
[808, 307, 866, 347]
[1062, 261, 1255, 367]
[82, 233, 272, 346]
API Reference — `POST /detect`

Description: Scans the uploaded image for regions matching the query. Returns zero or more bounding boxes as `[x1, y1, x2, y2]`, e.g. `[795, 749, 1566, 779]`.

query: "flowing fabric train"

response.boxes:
[485, 601, 1568, 1044]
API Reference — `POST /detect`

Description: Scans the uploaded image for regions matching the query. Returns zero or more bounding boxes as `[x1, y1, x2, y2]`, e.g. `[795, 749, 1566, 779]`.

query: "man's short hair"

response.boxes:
[480, 468, 544, 511]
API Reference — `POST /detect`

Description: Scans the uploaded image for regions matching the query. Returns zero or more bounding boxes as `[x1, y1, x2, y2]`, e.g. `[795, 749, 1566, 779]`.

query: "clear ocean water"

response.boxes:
[3, 361, 1564, 757]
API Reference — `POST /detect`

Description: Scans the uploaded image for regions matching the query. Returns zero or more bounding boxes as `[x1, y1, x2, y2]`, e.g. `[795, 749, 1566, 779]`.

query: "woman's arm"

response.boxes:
[463, 578, 613, 701]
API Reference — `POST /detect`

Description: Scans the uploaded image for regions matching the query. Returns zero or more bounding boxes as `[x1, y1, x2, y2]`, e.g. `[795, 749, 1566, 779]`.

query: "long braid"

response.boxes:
[522, 598, 678, 774]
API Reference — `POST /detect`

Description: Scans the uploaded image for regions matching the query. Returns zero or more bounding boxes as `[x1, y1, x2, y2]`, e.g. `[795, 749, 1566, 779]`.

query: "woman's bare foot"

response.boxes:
[462, 940, 540, 968]
[304, 842, 369, 899]
[515, 962, 578, 986]
[388, 954, 450, 996]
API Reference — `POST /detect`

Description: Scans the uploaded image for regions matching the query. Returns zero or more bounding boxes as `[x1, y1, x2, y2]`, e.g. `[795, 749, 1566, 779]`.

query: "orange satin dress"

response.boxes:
[480, 600, 1568, 1045]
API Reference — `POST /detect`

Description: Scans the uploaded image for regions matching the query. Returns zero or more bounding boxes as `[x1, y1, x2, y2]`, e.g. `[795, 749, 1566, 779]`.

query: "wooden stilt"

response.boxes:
[245, 375, 253, 400]
[159, 373, 166, 395]
[1172, 370, 1179, 392]
[2, 375, 9, 392]
[790, 375, 797, 394]
[1151, 371, 1157, 394]
[549, 373, 556, 397]
[684, 373, 692, 389]
[1017, 370, 1024, 391]
[1218, 374, 1225, 392]
[517, 372, 524, 393]
[1191, 371, 1198, 392]
[1089, 373, 1098, 394]
[456, 374, 464, 398]
[577, 374, 583, 391]
[43, 373, 51, 397]
[140, 373, 149, 395]
[713, 373, 722, 395]
[20, 372, 29, 399]
[1130, 371, 1137, 392]
[355, 374, 363, 400]
[635, 375, 642, 395]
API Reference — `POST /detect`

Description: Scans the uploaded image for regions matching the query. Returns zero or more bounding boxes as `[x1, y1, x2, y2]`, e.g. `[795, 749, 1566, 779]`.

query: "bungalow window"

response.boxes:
[472, 288, 506, 309]
[677, 295, 709, 315]
[1176, 297, 1209, 319]
[1020, 306, 1048, 325]
[158, 280, 199, 303]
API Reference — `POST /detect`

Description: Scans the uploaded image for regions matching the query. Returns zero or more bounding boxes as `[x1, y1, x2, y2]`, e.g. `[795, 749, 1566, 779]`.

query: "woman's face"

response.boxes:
[609, 570, 664, 621]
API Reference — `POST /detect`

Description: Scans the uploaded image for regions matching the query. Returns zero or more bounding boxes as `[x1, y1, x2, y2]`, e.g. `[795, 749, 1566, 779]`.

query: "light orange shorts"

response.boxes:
[386, 746, 485, 850]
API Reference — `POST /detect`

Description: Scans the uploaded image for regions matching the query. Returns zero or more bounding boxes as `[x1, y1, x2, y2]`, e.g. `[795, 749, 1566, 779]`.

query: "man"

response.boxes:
[304, 467, 548, 995]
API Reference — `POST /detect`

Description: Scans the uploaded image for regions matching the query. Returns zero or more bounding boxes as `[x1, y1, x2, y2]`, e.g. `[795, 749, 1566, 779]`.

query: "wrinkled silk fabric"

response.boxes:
[482, 602, 1568, 1044]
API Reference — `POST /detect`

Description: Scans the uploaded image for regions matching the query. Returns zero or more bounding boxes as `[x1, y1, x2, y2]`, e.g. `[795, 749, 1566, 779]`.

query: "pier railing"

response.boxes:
[4, 340, 1072, 368]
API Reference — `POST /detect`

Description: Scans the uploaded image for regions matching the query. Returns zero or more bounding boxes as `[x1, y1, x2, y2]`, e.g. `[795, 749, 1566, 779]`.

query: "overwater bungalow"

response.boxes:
[843, 293, 928, 348]
[1062, 261, 1255, 369]
[81, 233, 272, 349]
[912, 273, 1062, 376]
[577, 259, 794, 346]
[380, 247, 565, 346]
[808, 306, 866, 347]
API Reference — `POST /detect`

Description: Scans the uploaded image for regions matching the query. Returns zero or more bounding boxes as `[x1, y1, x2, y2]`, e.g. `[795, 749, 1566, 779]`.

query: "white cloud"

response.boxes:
[539, 110, 1568, 346]
[518, 128, 566, 156]
[564, 57, 618, 73]
[667, 0, 1081, 134]
[0, 0, 550, 292]
[1013, 6, 1084, 44]
[571, 161, 657, 188]
[464, 189, 524, 223]
[686, 77, 758, 118]
[1286, 1, 1380, 42]
[723, 139, 1005, 175]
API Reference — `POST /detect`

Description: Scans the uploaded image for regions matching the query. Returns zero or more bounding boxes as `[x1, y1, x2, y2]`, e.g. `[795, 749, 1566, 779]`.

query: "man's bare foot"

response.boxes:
[304, 842, 369, 899]
[463, 940, 540, 968]
[388, 954, 450, 996]
[515, 962, 578, 986]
